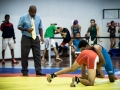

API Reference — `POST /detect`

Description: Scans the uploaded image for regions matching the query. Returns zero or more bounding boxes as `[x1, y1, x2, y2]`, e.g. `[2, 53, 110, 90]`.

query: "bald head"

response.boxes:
[29, 5, 37, 17]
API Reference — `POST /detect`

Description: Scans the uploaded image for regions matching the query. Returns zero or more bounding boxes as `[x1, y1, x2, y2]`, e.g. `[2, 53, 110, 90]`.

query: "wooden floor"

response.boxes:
[0, 56, 120, 69]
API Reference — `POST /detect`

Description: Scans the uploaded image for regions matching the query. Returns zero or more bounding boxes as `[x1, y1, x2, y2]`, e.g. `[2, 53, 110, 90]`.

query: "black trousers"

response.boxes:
[21, 35, 41, 73]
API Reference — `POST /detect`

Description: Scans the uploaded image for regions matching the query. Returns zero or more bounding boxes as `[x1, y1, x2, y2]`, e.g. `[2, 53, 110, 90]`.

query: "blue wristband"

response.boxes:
[24, 27, 28, 31]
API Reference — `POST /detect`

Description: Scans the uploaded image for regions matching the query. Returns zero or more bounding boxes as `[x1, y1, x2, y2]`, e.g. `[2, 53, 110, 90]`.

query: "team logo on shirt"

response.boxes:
[108, 71, 113, 73]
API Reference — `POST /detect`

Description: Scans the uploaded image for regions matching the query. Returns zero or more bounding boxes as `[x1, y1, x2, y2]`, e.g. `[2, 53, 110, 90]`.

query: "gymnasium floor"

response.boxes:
[0, 57, 120, 90]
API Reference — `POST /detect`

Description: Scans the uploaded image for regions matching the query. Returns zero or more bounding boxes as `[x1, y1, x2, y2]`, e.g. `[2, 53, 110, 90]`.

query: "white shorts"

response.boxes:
[2, 38, 14, 50]
[44, 38, 56, 49]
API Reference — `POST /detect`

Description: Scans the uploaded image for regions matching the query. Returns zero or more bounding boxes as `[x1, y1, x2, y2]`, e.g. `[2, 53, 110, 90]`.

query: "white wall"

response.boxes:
[0, 0, 120, 59]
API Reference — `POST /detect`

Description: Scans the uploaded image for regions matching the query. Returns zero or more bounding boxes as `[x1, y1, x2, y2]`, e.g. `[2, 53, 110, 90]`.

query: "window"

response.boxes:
[103, 9, 120, 19]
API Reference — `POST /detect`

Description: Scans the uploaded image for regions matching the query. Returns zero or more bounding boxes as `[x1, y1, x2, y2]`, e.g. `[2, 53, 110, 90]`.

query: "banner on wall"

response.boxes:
[102, 19, 120, 32]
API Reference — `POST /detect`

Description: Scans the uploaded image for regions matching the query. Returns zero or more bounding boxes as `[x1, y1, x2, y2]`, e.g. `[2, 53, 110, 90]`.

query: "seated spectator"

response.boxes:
[69, 32, 81, 58]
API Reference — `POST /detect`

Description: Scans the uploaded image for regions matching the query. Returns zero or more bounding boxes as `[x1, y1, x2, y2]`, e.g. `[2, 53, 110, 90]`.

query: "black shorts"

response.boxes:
[110, 35, 116, 38]
[61, 38, 71, 46]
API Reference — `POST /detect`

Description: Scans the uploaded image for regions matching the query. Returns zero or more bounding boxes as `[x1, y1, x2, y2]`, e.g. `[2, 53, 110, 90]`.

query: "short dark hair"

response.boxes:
[76, 31, 80, 35]
[29, 5, 36, 11]
[111, 21, 114, 24]
[90, 19, 95, 22]
[78, 40, 89, 48]
[51, 23, 57, 25]
[90, 19, 97, 26]
[5, 14, 10, 19]
[57, 27, 60, 29]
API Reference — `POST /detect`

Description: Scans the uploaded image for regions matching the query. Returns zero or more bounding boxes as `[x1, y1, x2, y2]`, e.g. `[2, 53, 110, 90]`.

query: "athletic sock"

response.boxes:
[75, 76, 80, 83]
[74, 76, 80, 87]
[51, 73, 57, 79]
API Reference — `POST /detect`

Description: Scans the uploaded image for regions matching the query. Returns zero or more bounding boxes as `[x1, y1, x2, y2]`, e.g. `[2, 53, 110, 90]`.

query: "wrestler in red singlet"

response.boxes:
[76, 50, 99, 69]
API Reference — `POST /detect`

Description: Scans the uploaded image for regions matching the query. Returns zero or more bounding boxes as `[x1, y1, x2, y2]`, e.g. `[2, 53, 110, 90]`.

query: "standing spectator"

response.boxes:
[18, 5, 45, 76]
[108, 21, 116, 49]
[86, 19, 102, 75]
[118, 26, 120, 40]
[86, 19, 101, 44]
[0, 14, 18, 64]
[118, 27, 120, 49]
[58, 27, 71, 53]
[71, 20, 81, 38]
[42, 23, 62, 61]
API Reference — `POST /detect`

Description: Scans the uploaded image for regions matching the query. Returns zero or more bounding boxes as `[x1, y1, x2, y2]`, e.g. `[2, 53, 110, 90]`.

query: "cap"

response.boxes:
[73, 20, 78, 25]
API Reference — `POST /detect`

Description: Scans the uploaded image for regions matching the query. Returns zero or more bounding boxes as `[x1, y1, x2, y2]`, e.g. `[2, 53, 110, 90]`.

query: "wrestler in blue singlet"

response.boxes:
[99, 45, 114, 75]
